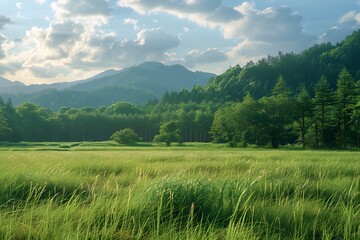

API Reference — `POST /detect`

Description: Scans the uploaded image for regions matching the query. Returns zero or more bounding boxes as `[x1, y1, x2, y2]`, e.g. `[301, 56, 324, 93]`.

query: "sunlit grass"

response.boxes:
[0, 146, 359, 239]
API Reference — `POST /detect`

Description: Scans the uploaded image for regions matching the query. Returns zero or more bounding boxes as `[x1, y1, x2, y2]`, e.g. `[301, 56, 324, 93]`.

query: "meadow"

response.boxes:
[0, 142, 359, 239]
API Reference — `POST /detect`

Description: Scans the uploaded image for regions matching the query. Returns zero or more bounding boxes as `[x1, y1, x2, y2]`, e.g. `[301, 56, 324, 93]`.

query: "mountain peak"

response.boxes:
[137, 62, 165, 70]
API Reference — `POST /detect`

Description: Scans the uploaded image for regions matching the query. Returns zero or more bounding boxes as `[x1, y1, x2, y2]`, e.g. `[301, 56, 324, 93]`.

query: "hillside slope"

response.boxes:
[203, 30, 360, 102]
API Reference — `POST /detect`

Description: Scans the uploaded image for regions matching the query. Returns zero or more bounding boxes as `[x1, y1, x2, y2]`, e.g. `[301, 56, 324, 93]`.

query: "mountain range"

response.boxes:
[0, 62, 215, 110]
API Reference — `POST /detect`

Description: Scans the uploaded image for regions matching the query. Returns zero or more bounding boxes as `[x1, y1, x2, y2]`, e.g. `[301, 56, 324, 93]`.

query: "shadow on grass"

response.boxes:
[0, 175, 88, 207]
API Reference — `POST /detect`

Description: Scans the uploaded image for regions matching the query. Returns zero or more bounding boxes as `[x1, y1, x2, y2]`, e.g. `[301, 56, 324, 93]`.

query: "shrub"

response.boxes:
[110, 128, 142, 144]
[153, 121, 182, 146]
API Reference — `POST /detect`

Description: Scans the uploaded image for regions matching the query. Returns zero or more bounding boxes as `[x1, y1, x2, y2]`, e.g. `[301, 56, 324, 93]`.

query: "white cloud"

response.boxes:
[225, 3, 314, 44]
[118, 1, 316, 68]
[118, 0, 242, 27]
[0, 18, 181, 80]
[163, 48, 227, 70]
[71, 27, 181, 69]
[320, 10, 360, 43]
[46, 21, 85, 49]
[228, 3, 316, 66]
[117, 1, 311, 43]
[136, 28, 180, 52]
[52, 0, 112, 22]
[0, 14, 11, 29]
[5, 0, 350, 83]
[0, 34, 6, 59]
[16, 2, 24, 9]
[123, 18, 139, 30]
[30, 64, 70, 78]
[0, 62, 22, 76]
[1, 0, 116, 80]
[339, 11, 359, 24]
[183, 48, 227, 68]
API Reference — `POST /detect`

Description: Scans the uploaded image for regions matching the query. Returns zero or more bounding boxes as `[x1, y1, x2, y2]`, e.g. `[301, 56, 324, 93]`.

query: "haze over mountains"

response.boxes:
[0, 62, 215, 110]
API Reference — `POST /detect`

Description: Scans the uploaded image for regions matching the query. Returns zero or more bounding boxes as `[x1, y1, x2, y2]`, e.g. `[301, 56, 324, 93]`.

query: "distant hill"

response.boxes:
[0, 69, 121, 95]
[0, 62, 215, 110]
[202, 30, 360, 102]
[69, 62, 214, 95]
[0, 76, 25, 88]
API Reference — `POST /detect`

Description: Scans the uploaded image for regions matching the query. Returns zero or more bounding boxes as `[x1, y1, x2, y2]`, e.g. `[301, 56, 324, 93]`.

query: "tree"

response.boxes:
[105, 102, 143, 115]
[111, 128, 142, 144]
[0, 109, 12, 141]
[15, 102, 51, 141]
[210, 105, 237, 145]
[350, 102, 360, 147]
[272, 75, 291, 98]
[262, 76, 295, 148]
[153, 121, 182, 146]
[296, 86, 312, 149]
[336, 68, 356, 148]
[313, 75, 335, 148]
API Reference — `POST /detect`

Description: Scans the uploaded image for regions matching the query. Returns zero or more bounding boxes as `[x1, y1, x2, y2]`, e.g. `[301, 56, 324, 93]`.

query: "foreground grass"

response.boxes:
[0, 145, 359, 239]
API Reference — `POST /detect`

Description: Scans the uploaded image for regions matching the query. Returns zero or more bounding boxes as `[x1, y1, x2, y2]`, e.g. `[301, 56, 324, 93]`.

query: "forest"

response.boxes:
[1, 30, 360, 149]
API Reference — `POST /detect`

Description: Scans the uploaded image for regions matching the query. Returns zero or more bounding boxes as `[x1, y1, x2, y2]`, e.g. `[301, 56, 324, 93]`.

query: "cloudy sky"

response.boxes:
[0, 0, 359, 84]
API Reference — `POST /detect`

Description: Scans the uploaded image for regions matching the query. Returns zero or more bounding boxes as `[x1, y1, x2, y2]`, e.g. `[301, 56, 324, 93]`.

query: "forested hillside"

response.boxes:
[164, 30, 360, 104]
[0, 31, 360, 148]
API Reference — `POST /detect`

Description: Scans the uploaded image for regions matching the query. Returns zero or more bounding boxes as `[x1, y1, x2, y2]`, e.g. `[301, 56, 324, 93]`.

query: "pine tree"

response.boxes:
[296, 86, 312, 149]
[313, 75, 335, 148]
[272, 75, 291, 97]
[336, 68, 356, 148]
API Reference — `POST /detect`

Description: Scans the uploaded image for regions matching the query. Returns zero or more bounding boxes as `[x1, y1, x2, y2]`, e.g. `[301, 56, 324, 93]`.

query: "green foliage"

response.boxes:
[312, 75, 336, 148]
[272, 75, 292, 97]
[201, 30, 360, 104]
[105, 102, 143, 115]
[153, 121, 182, 146]
[336, 68, 357, 148]
[212, 77, 297, 148]
[110, 128, 142, 145]
[0, 111, 12, 141]
[296, 86, 312, 149]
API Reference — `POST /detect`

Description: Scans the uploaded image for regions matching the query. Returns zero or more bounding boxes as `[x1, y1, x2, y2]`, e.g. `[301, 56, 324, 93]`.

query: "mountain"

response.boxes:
[0, 62, 215, 110]
[0, 76, 25, 88]
[69, 62, 214, 95]
[0, 69, 121, 94]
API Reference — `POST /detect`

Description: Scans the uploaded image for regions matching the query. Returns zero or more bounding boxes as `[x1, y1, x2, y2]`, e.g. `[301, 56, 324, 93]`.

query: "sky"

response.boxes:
[0, 0, 359, 85]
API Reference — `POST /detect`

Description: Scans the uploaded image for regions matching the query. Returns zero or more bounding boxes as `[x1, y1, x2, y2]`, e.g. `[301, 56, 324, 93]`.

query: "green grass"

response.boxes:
[0, 145, 359, 239]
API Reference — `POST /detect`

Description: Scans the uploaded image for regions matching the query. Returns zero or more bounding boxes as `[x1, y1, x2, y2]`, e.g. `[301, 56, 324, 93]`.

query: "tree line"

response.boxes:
[0, 99, 215, 144]
[0, 67, 359, 149]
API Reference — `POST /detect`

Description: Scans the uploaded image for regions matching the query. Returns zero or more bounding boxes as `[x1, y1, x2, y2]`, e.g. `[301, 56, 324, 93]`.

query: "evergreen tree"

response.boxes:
[296, 86, 312, 149]
[313, 75, 335, 148]
[336, 68, 356, 148]
[264, 76, 295, 148]
[272, 75, 292, 97]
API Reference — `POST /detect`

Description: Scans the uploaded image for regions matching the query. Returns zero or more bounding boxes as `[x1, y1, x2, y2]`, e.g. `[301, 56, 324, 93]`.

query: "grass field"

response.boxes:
[0, 142, 359, 239]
